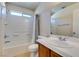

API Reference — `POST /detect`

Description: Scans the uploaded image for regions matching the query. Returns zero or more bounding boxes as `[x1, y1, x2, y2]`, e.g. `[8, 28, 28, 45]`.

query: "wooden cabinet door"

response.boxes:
[50, 50, 62, 57]
[38, 44, 50, 57]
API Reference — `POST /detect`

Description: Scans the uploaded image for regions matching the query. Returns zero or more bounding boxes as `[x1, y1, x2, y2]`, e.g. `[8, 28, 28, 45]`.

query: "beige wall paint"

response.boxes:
[0, 5, 3, 56]
[5, 4, 34, 45]
[39, 10, 51, 36]
[73, 9, 79, 38]
[2, 3, 34, 56]
[34, 2, 60, 37]
[6, 3, 34, 15]
[0, 3, 6, 56]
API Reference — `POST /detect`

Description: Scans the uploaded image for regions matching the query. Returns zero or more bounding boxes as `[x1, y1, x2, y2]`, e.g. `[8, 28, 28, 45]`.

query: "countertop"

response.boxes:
[37, 36, 79, 57]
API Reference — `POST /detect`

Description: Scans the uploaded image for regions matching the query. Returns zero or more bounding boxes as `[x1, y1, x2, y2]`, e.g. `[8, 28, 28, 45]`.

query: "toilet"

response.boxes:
[28, 44, 38, 57]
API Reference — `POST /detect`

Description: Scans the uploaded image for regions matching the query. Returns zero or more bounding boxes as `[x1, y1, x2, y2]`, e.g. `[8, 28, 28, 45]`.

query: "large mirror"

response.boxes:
[50, 2, 79, 38]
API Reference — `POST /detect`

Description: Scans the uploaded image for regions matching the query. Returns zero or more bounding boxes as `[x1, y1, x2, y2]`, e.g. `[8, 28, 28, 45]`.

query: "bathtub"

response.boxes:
[3, 40, 32, 57]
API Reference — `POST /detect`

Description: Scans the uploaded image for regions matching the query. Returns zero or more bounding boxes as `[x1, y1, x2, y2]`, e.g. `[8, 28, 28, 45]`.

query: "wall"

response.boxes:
[51, 3, 79, 36]
[73, 9, 79, 38]
[5, 3, 34, 44]
[6, 3, 34, 15]
[39, 10, 51, 36]
[0, 2, 6, 56]
[0, 5, 3, 56]
[34, 2, 60, 37]
[2, 3, 35, 56]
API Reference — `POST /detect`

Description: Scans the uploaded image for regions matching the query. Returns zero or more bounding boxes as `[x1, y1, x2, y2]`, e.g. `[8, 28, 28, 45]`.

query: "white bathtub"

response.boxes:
[3, 40, 32, 57]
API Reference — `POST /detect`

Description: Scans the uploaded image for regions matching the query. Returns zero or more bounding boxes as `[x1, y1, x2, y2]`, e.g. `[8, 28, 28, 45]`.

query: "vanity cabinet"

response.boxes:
[38, 43, 50, 57]
[38, 43, 62, 57]
[50, 50, 62, 57]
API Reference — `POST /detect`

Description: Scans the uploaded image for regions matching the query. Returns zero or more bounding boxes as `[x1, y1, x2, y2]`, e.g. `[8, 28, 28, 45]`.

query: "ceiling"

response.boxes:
[7, 2, 76, 12]
[8, 2, 40, 11]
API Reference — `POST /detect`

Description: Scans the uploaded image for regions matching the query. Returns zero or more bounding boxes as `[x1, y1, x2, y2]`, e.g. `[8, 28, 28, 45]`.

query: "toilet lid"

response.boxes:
[28, 44, 38, 50]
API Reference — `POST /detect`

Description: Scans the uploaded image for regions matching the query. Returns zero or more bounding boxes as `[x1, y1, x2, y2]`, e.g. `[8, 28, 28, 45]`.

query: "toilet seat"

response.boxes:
[28, 44, 38, 52]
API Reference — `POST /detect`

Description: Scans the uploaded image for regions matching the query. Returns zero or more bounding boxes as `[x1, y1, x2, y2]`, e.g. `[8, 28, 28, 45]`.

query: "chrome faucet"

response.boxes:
[58, 37, 66, 41]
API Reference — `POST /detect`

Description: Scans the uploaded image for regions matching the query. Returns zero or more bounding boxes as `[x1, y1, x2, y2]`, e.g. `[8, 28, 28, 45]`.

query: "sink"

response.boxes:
[38, 35, 79, 48]
[45, 38, 73, 48]
[67, 37, 79, 42]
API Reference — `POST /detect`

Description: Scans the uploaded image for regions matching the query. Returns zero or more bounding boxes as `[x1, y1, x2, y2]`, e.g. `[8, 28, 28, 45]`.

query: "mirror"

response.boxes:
[50, 2, 79, 38]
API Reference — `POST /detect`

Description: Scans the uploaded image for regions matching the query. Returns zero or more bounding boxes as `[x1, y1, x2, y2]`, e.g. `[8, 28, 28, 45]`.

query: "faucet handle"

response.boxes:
[59, 37, 66, 41]
[59, 37, 62, 40]
[63, 38, 66, 41]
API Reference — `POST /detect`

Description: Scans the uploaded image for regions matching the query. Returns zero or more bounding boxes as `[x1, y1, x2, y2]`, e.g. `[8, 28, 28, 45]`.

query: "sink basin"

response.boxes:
[38, 35, 79, 48]
[45, 38, 73, 48]
[67, 37, 79, 42]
